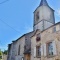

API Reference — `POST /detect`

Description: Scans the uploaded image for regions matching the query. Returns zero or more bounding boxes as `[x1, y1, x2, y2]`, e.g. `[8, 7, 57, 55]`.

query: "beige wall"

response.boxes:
[15, 36, 25, 60]
[31, 23, 60, 60]
[2, 55, 7, 60]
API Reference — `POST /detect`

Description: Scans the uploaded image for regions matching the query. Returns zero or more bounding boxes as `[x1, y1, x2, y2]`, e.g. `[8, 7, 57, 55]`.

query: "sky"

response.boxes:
[0, 0, 60, 51]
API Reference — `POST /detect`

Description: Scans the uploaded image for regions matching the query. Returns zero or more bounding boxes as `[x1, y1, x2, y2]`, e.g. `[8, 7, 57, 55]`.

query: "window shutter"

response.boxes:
[52, 41, 57, 55]
[41, 45, 43, 56]
[44, 43, 46, 56]
[34, 47, 36, 57]
[22, 57, 24, 60]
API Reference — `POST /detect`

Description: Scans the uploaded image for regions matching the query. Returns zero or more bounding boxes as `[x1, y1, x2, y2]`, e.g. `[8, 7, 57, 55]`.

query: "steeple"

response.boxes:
[40, 0, 48, 6]
[33, 0, 55, 31]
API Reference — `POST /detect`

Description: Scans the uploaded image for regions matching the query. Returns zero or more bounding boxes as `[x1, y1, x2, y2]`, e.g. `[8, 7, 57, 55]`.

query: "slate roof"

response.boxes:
[40, 0, 48, 6]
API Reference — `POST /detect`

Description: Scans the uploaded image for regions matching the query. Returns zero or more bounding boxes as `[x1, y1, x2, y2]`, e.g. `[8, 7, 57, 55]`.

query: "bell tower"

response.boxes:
[33, 0, 55, 31]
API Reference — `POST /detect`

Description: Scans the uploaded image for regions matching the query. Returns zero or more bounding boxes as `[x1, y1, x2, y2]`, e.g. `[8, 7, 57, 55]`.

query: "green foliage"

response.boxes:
[0, 50, 2, 60]
[3, 50, 8, 55]
[0, 50, 2, 55]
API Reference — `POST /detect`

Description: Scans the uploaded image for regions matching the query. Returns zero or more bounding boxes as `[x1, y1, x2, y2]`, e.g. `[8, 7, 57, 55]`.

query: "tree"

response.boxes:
[0, 50, 3, 60]
[3, 50, 8, 55]
[0, 50, 2, 55]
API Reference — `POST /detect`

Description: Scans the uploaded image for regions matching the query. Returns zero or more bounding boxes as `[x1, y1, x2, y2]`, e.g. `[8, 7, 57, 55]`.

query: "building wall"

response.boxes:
[7, 32, 34, 60]
[31, 23, 60, 60]
[34, 21, 43, 31]
[25, 32, 34, 51]
[44, 21, 53, 29]
[7, 36, 25, 60]
[41, 24, 60, 60]
[7, 43, 13, 60]
[34, 5, 55, 31]
[34, 6, 55, 25]
[2, 55, 7, 60]
[34, 20, 53, 31]
[15, 36, 25, 60]
[11, 41, 17, 60]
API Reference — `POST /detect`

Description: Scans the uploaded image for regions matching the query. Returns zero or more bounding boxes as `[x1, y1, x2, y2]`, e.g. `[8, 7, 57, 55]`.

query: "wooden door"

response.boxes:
[24, 54, 30, 60]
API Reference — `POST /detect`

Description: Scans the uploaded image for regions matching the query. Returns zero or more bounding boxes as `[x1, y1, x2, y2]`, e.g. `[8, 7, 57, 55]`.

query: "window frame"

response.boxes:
[36, 33, 41, 42]
[36, 45, 41, 58]
[18, 45, 20, 55]
[46, 42, 54, 57]
[36, 11, 39, 21]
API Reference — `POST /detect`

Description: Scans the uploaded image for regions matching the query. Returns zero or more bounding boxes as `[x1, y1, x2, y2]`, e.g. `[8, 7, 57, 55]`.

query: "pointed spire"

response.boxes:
[40, 0, 48, 6]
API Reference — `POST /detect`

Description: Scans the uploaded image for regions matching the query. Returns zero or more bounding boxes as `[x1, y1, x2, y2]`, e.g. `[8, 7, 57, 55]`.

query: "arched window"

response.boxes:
[36, 46, 41, 57]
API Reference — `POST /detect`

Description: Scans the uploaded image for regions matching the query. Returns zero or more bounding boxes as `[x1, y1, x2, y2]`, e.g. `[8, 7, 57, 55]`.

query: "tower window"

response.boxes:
[36, 12, 39, 20]
[47, 42, 53, 56]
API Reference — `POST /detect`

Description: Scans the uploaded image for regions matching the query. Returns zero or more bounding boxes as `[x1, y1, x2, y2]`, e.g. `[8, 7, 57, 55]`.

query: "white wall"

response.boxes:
[34, 5, 55, 31]
[34, 21, 43, 31]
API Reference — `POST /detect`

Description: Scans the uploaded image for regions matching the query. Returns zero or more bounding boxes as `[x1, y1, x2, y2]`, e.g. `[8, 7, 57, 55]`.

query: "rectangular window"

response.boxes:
[36, 11, 39, 20]
[18, 45, 20, 55]
[36, 46, 41, 57]
[52, 26, 56, 33]
[47, 42, 53, 56]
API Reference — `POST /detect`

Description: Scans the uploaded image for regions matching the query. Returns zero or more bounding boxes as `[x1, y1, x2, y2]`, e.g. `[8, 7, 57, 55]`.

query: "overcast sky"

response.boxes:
[0, 0, 60, 51]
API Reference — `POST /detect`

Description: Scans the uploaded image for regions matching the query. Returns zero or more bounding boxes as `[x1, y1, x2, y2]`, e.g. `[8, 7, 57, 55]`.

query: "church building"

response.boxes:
[7, 0, 60, 60]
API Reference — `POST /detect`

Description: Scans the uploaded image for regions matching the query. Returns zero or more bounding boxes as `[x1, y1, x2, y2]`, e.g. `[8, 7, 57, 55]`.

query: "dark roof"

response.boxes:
[40, 0, 48, 6]
[8, 31, 34, 45]
[12, 31, 34, 42]
[17, 31, 34, 41]
[34, 0, 54, 13]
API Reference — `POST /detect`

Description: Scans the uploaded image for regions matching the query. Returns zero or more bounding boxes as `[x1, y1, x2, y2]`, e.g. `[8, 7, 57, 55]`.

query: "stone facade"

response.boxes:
[7, 32, 34, 60]
[8, 35, 25, 60]
[31, 22, 60, 60]
[2, 55, 7, 60]
[15, 36, 25, 60]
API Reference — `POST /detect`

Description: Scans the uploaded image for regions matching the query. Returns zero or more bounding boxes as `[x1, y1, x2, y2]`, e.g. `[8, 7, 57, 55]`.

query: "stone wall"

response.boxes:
[2, 55, 7, 60]
[31, 23, 60, 60]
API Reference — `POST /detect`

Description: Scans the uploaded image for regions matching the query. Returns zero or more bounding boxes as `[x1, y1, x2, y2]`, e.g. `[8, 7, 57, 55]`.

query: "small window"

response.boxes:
[52, 27, 56, 33]
[18, 45, 20, 55]
[36, 46, 41, 57]
[47, 42, 53, 56]
[36, 12, 39, 20]
[36, 33, 41, 42]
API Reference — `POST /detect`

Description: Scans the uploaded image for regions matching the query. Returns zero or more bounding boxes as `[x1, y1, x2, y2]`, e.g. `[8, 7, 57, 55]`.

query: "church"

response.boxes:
[7, 0, 60, 60]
